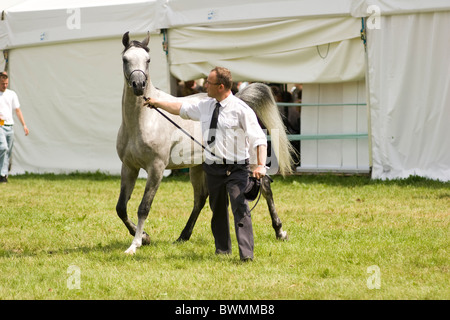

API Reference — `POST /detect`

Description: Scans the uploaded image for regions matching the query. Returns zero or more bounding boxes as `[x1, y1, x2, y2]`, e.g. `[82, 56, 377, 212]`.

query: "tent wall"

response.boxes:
[2, 0, 449, 180]
[300, 81, 369, 172]
[168, 17, 365, 83]
[367, 11, 450, 181]
[10, 33, 169, 175]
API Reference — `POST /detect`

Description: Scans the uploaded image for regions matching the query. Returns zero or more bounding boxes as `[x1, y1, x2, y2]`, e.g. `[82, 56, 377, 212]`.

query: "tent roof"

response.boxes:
[1, 0, 160, 49]
[351, 0, 450, 17]
[1, 0, 450, 49]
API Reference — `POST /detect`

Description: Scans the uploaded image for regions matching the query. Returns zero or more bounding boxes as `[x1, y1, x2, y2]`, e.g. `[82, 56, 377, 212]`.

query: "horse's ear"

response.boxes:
[122, 32, 130, 47]
[141, 32, 150, 48]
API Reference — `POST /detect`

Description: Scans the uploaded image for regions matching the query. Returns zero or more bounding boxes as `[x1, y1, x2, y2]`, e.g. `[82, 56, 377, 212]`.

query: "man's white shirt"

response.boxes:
[180, 93, 267, 163]
[0, 89, 20, 125]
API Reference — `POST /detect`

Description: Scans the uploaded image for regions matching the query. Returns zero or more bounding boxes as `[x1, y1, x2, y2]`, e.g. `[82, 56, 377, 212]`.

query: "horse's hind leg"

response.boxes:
[116, 164, 150, 243]
[261, 176, 288, 240]
[176, 165, 208, 242]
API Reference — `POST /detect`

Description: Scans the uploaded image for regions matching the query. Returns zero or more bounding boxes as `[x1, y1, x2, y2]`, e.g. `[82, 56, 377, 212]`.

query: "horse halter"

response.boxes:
[124, 69, 148, 88]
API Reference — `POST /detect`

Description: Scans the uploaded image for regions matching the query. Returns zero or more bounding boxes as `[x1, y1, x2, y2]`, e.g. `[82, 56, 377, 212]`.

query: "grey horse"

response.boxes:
[117, 32, 294, 254]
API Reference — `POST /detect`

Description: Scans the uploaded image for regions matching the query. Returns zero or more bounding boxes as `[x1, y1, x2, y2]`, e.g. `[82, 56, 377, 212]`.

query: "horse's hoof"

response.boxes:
[142, 233, 151, 245]
[174, 230, 191, 243]
[277, 230, 289, 241]
[124, 245, 137, 255]
[173, 238, 186, 244]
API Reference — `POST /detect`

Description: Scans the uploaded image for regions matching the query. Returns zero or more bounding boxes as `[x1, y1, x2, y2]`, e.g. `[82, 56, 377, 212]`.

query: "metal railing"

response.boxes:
[272, 102, 369, 141]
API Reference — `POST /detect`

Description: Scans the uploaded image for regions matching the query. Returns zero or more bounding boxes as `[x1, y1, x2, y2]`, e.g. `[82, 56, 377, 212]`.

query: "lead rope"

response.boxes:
[248, 174, 273, 213]
[144, 96, 221, 161]
[248, 181, 262, 213]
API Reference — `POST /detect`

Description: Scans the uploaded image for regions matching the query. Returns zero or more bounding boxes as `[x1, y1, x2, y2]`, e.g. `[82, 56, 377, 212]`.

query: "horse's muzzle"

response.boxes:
[128, 70, 147, 96]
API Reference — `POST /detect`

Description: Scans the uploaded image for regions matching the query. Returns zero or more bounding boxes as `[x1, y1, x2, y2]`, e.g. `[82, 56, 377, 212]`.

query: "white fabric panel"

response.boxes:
[170, 18, 360, 64]
[10, 34, 169, 175]
[169, 18, 365, 83]
[300, 81, 369, 171]
[351, 0, 450, 17]
[163, 0, 354, 27]
[0, 22, 8, 50]
[367, 11, 450, 181]
[3, 0, 159, 48]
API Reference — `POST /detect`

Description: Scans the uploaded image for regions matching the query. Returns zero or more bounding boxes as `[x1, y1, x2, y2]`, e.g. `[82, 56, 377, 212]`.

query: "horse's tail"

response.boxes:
[236, 83, 296, 176]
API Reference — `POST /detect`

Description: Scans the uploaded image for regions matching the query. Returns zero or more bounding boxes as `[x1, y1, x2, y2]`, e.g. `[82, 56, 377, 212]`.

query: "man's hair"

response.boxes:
[0, 72, 8, 80]
[211, 67, 232, 90]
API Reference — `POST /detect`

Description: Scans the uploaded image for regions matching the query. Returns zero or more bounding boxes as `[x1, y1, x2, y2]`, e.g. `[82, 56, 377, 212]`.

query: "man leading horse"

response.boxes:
[145, 67, 267, 262]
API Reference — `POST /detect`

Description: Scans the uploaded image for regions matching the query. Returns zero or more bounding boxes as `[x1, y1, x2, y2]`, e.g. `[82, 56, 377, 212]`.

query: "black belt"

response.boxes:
[203, 159, 249, 176]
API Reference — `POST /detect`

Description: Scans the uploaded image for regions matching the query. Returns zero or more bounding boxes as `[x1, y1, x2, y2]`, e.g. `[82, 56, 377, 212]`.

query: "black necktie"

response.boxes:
[207, 102, 221, 145]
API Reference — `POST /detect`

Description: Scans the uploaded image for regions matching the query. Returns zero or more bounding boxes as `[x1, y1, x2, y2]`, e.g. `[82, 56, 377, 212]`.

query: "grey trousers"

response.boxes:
[204, 163, 253, 260]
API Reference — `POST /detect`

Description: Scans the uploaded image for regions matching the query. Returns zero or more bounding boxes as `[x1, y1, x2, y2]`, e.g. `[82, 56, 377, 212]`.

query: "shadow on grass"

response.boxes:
[0, 237, 223, 263]
[0, 240, 131, 258]
[11, 171, 121, 182]
[12, 171, 449, 189]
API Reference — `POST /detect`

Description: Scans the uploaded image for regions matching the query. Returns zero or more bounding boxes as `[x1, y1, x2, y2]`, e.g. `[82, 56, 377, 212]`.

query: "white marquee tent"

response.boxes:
[1, 0, 449, 181]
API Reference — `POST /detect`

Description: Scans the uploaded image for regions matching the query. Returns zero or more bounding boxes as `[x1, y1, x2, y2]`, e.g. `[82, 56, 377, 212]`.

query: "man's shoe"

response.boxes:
[215, 249, 232, 255]
[0, 176, 7, 183]
[241, 256, 253, 262]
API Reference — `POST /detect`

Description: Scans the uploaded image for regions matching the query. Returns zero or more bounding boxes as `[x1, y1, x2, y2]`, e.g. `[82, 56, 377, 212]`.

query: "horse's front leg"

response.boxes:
[261, 176, 288, 240]
[116, 165, 143, 239]
[125, 163, 165, 255]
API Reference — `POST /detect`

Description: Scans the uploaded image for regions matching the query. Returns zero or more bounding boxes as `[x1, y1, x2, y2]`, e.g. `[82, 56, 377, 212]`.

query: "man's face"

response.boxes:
[205, 71, 222, 99]
[0, 78, 8, 92]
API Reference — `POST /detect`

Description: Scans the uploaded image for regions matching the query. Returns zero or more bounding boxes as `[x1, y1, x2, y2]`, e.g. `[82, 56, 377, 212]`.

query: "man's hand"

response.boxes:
[253, 165, 267, 180]
[143, 97, 158, 108]
[143, 97, 182, 115]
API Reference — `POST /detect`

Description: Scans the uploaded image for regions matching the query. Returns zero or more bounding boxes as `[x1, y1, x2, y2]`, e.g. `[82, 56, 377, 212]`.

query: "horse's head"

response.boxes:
[122, 32, 150, 96]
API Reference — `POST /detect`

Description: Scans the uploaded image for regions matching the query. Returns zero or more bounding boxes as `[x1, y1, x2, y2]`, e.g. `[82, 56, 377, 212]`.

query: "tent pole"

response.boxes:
[361, 17, 373, 175]
[2, 50, 8, 73]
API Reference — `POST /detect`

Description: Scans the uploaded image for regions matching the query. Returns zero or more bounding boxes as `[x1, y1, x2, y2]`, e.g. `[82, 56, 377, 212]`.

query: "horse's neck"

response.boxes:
[121, 81, 159, 124]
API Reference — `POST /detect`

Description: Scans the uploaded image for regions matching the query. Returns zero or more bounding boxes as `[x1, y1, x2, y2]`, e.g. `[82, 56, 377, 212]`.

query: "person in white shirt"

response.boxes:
[0, 72, 29, 183]
[145, 67, 267, 261]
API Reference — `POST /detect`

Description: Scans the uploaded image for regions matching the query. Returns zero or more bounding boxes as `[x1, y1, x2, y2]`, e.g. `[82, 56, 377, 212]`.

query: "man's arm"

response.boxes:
[253, 144, 267, 179]
[15, 108, 29, 136]
[144, 98, 182, 115]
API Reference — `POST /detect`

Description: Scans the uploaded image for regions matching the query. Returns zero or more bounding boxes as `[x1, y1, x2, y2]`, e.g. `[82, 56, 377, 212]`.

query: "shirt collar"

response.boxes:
[216, 92, 234, 107]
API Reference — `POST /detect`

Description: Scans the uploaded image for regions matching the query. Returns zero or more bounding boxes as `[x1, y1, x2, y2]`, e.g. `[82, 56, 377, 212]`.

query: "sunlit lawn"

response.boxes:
[0, 173, 448, 300]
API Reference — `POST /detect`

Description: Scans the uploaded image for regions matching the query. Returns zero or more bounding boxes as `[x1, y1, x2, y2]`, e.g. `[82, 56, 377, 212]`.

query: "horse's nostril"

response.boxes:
[132, 81, 137, 88]
[143, 81, 146, 87]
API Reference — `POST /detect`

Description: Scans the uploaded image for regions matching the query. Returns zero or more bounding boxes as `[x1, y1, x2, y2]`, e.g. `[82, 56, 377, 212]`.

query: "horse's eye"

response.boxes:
[147, 59, 150, 64]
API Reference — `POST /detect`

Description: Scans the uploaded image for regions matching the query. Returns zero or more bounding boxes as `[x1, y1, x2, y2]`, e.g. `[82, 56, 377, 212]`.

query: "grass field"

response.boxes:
[0, 172, 448, 300]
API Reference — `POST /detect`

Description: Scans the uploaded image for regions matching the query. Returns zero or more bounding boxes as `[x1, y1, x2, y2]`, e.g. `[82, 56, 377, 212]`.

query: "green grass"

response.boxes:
[0, 172, 448, 300]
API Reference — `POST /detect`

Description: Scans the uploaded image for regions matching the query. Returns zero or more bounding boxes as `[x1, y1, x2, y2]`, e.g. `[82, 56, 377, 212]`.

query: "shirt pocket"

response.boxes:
[220, 116, 240, 130]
